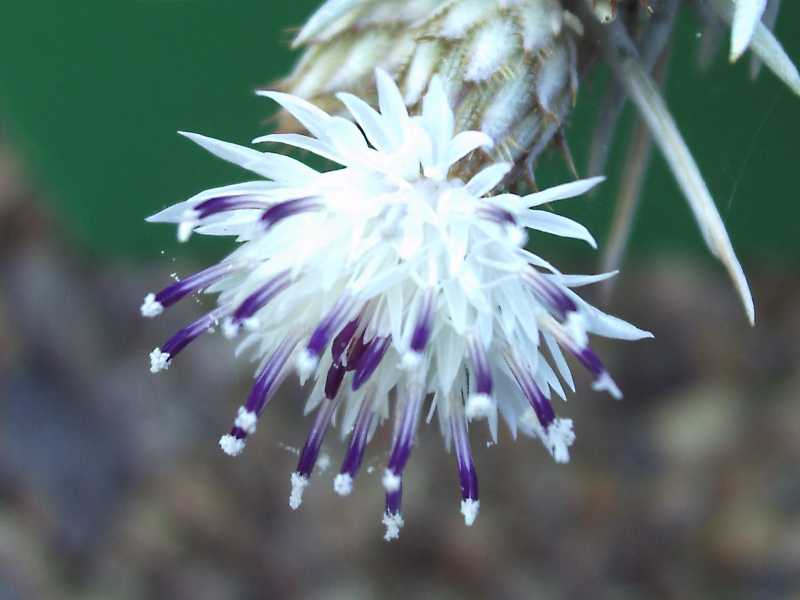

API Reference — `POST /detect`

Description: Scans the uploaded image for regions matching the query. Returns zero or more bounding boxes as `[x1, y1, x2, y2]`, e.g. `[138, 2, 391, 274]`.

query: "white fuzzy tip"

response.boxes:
[222, 317, 240, 339]
[289, 472, 308, 510]
[219, 434, 245, 457]
[333, 473, 353, 496]
[593, 372, 622, 400]
[382, 469, 401, 493]
[564, 311, 588, 348]
[546, 419, 575, 464]
[400, 351, 422, 370]
[234, 407, 258, 435]
[140, 293, 163, 318]
[149, 348, 170, 373]
[296, 348, 319, 382]
[461, 499, 480, 526]
[465, 394, 494, 421]
[382, 511, 404, 541]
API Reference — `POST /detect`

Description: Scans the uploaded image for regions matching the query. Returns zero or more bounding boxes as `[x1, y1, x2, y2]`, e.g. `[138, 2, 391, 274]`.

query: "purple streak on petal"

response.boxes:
[261, 197, 321, 229]
[467, 338, 493, 396]
[352, 336, 392, 391]
[160, 309, 224, 359]
[409, 290, 435, 354]
[477, 205, 517, 226]
[243, 337, 297, 416]
[385, 482, 402, 516]
[232, 270, 291, 323]
[507, 355, 556, 429]
[307, 296, 354, 358]
[344, 333, 369, 372]
[195, 195, 269, 219]
[154, 263, 235, 308]
[296, 397, 340, 478]
[331, 319, 359, 364]
[386, 382, 424, 475]
[324, 362, 346, 399]
[340, 395, 376, 479]
[451, 409, 479, 502]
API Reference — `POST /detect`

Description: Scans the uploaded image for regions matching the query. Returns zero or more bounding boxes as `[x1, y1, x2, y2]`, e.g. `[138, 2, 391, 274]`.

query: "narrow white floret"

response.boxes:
[564, 311, 588, 348]
[460, 499, 480, 526]
[140, 293, 164, 318]
[149, 348, 170, 373]
[546, 419, 575, 464]
[242, 317, 261, 331]
[382, 511, 404, 541]
[333, 473, 353, 496]
[289, 472, 309, 510]
[222, 317, 240, 339]
[234, 407, 258, 435]
[382, 469, 401, 492]
[177, 209, 199, 243]
[296, 348, 319, 381]
[593, 372, 622, 400]
[400, 351, 422, 370]
[465, 393, 494, 421]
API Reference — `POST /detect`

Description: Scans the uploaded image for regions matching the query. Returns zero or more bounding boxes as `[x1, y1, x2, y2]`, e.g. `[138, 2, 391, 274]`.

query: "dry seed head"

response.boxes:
[282, 0, 582, 184]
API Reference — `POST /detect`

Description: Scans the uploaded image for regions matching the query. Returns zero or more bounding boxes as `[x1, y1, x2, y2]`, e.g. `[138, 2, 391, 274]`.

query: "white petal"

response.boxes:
[421, 75, 455, 160]
[253, 133, 342, 165]
[293, 0, 360, 46]
[464, 162, 511, 197]
[336, 91, 393, 151]
[519, 211, 597, 248]
[730, 0, 768, 62]
[522, 176, 605, 208]
[179, 132, 317, 182]
[445, 131, 493, 169]
[375, 68, 409, 137]
[549, 271, 619, 288]
[257, 90, 332, 139]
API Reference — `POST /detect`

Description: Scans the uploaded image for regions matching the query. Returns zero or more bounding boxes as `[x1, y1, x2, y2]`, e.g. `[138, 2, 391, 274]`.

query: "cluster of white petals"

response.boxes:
[143, 70, 651, 540]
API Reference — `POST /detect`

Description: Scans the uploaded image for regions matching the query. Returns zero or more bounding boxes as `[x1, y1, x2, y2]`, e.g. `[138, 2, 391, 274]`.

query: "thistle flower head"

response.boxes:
[143, 70, 651, 540]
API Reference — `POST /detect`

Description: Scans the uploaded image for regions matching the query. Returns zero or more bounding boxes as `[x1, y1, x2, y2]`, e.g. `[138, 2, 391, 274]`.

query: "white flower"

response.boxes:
[143, 70, 652, 540]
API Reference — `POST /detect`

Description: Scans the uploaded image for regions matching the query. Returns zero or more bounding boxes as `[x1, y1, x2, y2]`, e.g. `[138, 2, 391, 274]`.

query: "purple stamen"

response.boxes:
[352, 336, 392, 391]
[260, 197, 321, 229]
[231, 270, 291, 324]
[306, 296, 354, 359]
[525, 268, 577, 318]
[194, 195, 270, 219]
[386, 383, 425, 477]
[451, 408, 479, 525]
[296, 397, 340, 479]
[324, 362, 346, 399]
[331, 318, 359, 364]
[507, 355, 556, 430]
[160, 309, 223, 361]
[153, 263, 235, 310]
[335, 395, 376, 495]
[244, 337, 297, 416]
[575, 346, 604, 378]
[409, 290, 435, 354]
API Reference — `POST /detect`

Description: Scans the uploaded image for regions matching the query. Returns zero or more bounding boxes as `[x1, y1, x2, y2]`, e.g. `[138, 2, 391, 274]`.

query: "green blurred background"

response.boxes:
[0, 1, 798, 266]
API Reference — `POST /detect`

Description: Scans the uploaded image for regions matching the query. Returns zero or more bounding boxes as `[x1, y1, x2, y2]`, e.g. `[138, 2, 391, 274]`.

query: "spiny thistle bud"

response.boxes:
[283, 0, 583, 185]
